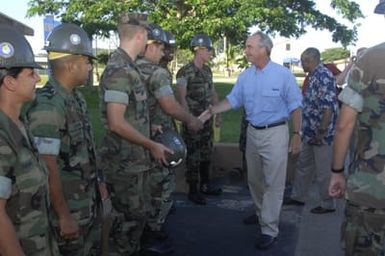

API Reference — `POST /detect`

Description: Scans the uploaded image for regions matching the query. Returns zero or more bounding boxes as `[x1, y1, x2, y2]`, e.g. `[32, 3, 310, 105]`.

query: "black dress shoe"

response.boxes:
[188, 191, 206, 205]
[242, 214, 258, 225]
[256, 234, 277, 250]
[310, 206, 336, 214]
[283, 198, 305, 206]
[200, 184, 222, 195]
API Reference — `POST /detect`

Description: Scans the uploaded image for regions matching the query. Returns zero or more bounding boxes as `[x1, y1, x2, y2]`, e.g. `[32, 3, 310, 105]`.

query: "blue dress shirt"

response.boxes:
[227, 61, 302, 126]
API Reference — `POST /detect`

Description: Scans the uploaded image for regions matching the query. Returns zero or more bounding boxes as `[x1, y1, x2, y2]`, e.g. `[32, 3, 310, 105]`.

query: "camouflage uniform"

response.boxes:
[338, 42, 385, 255]
[176, 61, 214, 184]
[26, 77, 100, 255]
[137, 57, 176, 232]
[0, 111, 58, 255]
[98, 48, 153, 255]
[239, 110, 248, 175]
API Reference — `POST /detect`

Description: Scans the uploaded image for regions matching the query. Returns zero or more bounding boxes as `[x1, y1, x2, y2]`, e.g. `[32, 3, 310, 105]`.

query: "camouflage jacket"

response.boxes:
[0, 110, 51, 253]
[176, 61, 214, 115]
[99, 48, 153, 174]
[136, 57, 174, 130]
[26, 77, 98, 223]
[339, 42, 385, 208]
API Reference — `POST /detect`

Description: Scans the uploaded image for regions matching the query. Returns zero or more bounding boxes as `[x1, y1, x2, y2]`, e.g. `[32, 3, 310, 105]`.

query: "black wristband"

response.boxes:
[331, 167, 344, 173]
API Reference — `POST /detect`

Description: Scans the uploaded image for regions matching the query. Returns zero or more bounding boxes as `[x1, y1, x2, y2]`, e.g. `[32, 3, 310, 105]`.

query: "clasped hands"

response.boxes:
[198, 105, 214, 124]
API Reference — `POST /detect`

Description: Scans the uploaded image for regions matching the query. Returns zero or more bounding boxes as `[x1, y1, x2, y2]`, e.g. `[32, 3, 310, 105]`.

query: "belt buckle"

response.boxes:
[264, 124, 269, 129]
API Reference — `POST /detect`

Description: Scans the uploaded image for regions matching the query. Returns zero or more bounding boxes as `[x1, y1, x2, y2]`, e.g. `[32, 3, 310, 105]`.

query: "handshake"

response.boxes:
[198, 105, 215, 123]
[198, 105, 221, 128]
[184, 105, 221, 133]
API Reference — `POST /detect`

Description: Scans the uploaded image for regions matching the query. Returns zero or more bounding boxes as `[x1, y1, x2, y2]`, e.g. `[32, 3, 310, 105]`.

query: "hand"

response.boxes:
[309, 130, 325, 146]
[328, 173, 346, 198]
[98, 182, 109, 201]
[151, 125, 163, 137]
[150, 142, 174, 166]
[59, 214, 79, 241]
[187, 116, 203, 132]
[198, 109, 212, 123]
[289, 134, 301, 155]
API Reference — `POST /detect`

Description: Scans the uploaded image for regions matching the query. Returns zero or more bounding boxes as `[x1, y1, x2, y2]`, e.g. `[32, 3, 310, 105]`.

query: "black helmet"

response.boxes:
[190, 34, 213, 51]
[147, 24, 168, 45]
[165, 31, 176, 47]
[44, 23, 95, 58]
[375, 0, 385, 14]
[0, 25, 41, 69]
[153, 129, 187, 168]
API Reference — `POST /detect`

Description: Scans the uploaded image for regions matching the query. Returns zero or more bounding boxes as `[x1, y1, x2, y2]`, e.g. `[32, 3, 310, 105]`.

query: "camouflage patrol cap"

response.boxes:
[119, 12, 148, 28]
[375, 0, 385, 14]
[0, 25, 42, 69]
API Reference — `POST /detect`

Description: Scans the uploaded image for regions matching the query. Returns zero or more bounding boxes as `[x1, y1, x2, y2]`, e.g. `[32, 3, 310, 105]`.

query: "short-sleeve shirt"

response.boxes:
[0, 110, 51, 253]
[226, 61, 302, 126]
[99, 48, 153, 173]
[136, 57, 174, 129]
[338, 42, 385, 208]
[26, 77, 98, 223]
[302, 64, 338, 145]
[176, 62, 214, 115]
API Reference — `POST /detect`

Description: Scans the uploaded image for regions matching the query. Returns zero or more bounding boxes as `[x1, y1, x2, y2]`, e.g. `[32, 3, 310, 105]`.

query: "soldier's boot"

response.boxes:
[199, 161, 222, 196]
[200, 183, 222, 195]
[188, 182, 206, 205]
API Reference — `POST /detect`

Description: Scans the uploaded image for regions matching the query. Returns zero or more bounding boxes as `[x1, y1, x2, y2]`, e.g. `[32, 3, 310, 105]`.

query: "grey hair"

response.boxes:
[252, 31, 273, 56]
[301, 47, 320, 63]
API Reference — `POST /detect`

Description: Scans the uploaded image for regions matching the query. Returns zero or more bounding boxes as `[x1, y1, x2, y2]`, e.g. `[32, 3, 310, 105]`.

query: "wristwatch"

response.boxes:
[293, 131, 303, 136]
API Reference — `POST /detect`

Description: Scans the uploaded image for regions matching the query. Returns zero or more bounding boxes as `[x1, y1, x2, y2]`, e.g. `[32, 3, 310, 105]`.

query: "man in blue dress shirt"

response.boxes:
[206, 31, 302, 250]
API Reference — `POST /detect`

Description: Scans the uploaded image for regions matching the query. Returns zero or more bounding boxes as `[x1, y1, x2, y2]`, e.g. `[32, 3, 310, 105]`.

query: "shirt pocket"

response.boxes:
[68, 121, 84, 145]
[261, 89, 281, 112]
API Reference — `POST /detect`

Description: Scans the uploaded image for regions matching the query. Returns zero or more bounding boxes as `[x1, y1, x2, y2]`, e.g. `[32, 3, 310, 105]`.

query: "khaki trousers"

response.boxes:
[246, 124, 288, 237]
[291, 143, 335, 209]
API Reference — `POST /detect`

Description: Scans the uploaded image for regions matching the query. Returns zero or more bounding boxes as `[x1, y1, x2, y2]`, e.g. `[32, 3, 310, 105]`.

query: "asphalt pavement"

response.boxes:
[165, 174, 344, 256]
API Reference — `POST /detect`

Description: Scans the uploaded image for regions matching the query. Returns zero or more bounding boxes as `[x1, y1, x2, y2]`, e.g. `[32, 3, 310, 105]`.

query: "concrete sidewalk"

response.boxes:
[293, 185, 344, 256]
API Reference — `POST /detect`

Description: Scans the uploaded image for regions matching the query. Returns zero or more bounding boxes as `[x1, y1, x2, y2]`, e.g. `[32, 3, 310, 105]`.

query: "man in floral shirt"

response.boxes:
[286, 47, 338, 214]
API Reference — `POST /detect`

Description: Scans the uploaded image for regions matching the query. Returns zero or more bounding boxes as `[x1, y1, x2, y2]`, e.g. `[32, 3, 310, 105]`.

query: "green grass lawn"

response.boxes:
[78, 81, 242, 146]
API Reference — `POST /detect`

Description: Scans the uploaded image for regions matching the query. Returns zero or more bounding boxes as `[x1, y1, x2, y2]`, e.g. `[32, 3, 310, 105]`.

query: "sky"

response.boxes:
[2, 0, 385, 63]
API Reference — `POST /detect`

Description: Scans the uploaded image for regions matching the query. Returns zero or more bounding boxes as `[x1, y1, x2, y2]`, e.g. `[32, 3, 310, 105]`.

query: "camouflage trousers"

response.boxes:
[146, 166, 176, 231]
[52, 217, 101, 256]
[239, 111, 248, 153]
[343, 202, 385, 256]
[106, 170, 151, 255]
[182, 120, 213, 184]
[21, 231, 60, 256]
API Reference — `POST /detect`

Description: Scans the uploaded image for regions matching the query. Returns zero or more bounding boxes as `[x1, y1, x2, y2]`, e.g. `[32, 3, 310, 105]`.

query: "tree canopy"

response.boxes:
[321, 47, 350, 62]
[27, 0, 364, 48]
